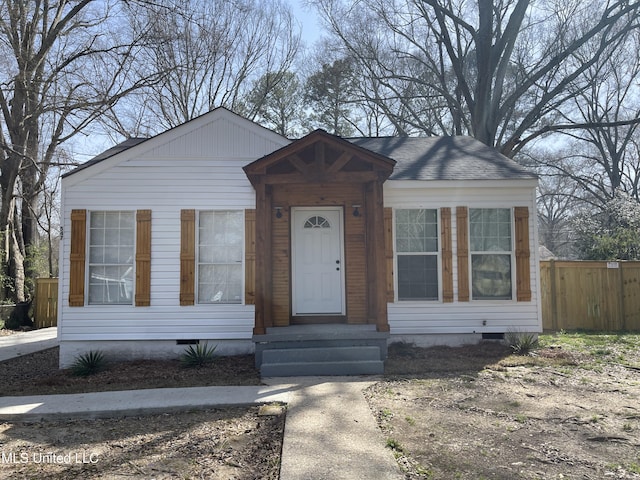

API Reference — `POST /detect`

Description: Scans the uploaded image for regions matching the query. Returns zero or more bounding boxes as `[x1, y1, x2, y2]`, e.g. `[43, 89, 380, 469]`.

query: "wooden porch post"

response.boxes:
[254, 181, 274, 335]
[365, 179, 390, 332]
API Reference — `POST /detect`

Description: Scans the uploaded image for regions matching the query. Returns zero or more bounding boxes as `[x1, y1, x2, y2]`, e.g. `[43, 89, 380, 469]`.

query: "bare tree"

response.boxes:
[535, 168, 582, 258]
[107, 0, 301, 134]
[0, 0, 156, 301]
[549, 29, 640, 203]
[310, 0, 640, 156]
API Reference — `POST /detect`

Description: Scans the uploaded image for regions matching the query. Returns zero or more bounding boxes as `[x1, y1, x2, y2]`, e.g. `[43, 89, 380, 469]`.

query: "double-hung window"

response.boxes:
[197, 210, 243, 303]
[469, 208, 513, 300]
[395, 209, 439, 301]
[88, 211, 135, 305]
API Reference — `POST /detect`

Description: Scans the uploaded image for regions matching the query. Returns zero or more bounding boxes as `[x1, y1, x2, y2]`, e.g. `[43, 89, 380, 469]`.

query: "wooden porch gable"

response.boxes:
[244, 129, 396, 186]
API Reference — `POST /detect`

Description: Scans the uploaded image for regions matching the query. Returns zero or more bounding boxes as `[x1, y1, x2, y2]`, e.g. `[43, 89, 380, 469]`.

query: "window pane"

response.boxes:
[88, 211, 135, 305]
[89, 228, 104, 246]
[198, 264, 242, 304]
[119, 228, 134, 246]
[471, 254, 512, 300]
[470, 208, 511, 252]
[198, 211, 243, 304]
[104, 212, 120, 229]
[88, 265, 133, 304]
[104, 246, 119, 264]
[395, 209, 438, 253]
[397, 255, 438, 300]
[89, 246, 103, 263]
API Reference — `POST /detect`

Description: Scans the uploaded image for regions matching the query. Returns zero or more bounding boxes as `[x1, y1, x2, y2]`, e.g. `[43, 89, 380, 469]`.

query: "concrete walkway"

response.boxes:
[274, 378, 403, 480]
[0, 330, 403, 480]
[0, 327, 58, 362]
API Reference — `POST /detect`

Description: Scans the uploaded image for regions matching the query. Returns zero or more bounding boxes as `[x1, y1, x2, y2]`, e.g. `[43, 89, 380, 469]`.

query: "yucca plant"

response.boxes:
[181, 343, 217, 367]
[505, 330, 539, 355]
[70, 350, 107, 377]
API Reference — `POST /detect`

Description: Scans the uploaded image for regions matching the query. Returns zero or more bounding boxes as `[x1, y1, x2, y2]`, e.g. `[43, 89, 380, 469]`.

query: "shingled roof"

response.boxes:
[63, 137, 147, 177]
[67, 131, 535, 182]
[348, 136, 536, 181]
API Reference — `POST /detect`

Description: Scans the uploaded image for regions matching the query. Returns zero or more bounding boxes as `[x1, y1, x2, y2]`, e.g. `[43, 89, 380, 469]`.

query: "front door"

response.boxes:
[292, 207, 345, 315]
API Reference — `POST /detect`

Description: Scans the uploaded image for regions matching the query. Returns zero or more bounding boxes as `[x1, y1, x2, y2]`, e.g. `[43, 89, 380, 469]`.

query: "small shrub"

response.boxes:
[505, 330, 539, 355]
[380, 408, 393, 419]
[70, 351, 106, 377]
[181, 342, 217, 367]
[386, 438, 404, 452]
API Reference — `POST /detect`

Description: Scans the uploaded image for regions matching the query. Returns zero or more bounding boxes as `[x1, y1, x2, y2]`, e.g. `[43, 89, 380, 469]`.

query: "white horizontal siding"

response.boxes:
[64, 162, 256, 209]
[59, 191, 256, 341]
[385, 181, 542, 334]
[388, 303, 540, 335]
[384, 183, 535, 206]
[139, 116, 286, 159]
[59, 111, 287, 343]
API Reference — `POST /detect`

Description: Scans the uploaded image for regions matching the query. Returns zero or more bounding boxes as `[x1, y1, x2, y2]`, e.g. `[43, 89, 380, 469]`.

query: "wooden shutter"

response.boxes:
[245, 209, 256, 305]
[68, 209, 87, 307]
[180, 209, 196, 306]
[456, 206, 470, 302]
[384, 207, 394, 302]
[135, 210, 152, 306]
[441, 208, 453, 302]
[514, 206, 532, 302]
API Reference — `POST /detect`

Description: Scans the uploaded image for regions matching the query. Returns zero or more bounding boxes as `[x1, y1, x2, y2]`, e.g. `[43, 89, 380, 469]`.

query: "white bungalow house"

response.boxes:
[59, 108, 541, 375]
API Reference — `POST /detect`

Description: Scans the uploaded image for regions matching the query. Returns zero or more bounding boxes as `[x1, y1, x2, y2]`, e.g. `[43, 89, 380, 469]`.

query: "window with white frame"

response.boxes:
[198, 210, 243, 303]
[469, 208, 513, 300]
[395, 209, 439, 300]
[88, 211, 135, 305]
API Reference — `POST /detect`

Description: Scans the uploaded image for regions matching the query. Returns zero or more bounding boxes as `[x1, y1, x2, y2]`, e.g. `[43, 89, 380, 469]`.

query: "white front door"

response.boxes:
[292, 208, 345, 315]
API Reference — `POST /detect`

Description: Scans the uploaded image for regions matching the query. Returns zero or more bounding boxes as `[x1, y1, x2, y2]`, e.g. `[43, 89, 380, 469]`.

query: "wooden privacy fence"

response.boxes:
[34, 278, 58, 328]
[540, 260, 640, 332]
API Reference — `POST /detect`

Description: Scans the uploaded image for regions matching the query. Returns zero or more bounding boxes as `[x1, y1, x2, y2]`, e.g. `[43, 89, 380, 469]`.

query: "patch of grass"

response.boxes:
[544, 331, 640, 354]
[629, 463, 640, 474]
[623, 423, 633, 432]
[515, 414, 528, 424]
[386, 438, 404, 453]
[180, 342, 217, 368]
[405, 415, 416, 425]
[70, 350, 107, 377]
[380, 408, 394, 419]
[414, 464, 434, 478]
[591, 348, 613, 357]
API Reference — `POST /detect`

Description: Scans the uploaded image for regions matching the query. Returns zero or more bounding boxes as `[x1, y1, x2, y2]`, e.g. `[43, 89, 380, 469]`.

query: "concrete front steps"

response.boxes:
[253, 324, 389, 377]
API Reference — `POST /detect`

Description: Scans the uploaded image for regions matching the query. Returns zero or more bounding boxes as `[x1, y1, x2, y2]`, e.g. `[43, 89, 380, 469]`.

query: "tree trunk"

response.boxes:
[9, 222, 26, 303]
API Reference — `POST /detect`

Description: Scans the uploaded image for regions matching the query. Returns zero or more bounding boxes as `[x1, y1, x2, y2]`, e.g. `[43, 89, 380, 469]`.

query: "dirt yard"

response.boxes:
[0, 332, 639, 479]
[0, 406, 284, 479]
[370, 334, 640, 479]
